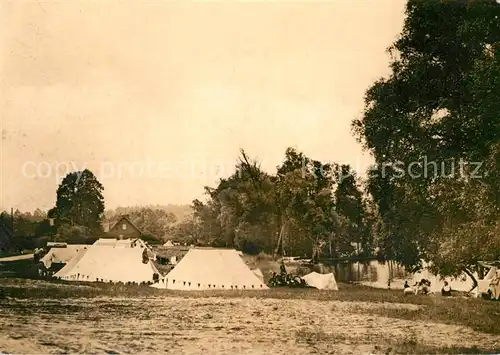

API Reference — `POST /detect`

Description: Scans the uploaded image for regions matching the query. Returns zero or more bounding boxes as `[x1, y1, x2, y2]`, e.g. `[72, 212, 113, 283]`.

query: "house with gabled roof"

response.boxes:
[106, 214, 142, 240]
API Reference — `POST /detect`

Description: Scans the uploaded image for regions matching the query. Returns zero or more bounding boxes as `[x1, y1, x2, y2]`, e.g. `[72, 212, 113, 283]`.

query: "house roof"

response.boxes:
[109, 215, 143, 234]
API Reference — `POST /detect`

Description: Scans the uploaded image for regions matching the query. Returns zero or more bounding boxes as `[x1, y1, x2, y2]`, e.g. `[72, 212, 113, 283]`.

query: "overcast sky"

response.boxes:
[0, 0, 406, 212]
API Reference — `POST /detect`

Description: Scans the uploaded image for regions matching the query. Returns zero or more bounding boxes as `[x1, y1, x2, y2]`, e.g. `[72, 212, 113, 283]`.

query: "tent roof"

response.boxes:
[302, 272, 338, 290]
[93, 238, 149, 249]
[53, 247, 88, 278]
[40, 244, 89, 268]
[57, 245, 159, 283]
[479, 260, 500, 268]
[161, 248, 268, 290]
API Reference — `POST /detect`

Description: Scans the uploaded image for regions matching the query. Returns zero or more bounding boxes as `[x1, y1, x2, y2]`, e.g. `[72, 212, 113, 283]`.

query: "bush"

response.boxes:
[234, 223, 270, 255]
[156, 256, 169, 265]
[141, 234, 162, 245]
[256, 252, 273, 261]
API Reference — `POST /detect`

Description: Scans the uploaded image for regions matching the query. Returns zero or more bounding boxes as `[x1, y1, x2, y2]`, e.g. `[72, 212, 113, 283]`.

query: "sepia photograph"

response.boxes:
[1, 0, 499, 354]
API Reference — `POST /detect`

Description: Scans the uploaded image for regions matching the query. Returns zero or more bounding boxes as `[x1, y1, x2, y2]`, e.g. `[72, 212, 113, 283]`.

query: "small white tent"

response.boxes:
[478, 265, 499, 296]
[154, 248, 268, 290]
[40, 245, 88, 269]
[302, 271, 338, 290]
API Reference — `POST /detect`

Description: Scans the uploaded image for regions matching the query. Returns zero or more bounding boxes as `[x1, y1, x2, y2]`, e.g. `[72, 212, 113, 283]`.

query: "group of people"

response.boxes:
[403, 279, 452, 296]
[401, 268, 500, 300]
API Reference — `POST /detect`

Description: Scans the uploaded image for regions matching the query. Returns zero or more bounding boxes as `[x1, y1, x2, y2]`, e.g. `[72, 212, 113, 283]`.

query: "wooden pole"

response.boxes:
[281, 224, 285, 257]
[10, 208, 14, 236]
[357, 242, 361, 281]
[388, 260, 393, 289]
[274, 221, 286, 258]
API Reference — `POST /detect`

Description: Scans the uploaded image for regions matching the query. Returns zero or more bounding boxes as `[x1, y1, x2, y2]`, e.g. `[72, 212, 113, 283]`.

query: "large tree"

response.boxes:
[50, 169, 105, 231]
[353, 0, 500, 280]
[334, 164, 371, 257]
[191, 149, 278, 253]
[275, 148, 349, 260]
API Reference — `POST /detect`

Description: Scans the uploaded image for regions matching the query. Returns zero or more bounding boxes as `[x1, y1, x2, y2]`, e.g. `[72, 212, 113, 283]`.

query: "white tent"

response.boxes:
[251, 268, 264, 283]
[302, 271, 338, 290]
[478, 266, 498, 295]
[55, 245, 159, 284]
[164, 240, 174, 247]
[53, 247, 88, 278]
[40, 245, 88, 269]
[154, 248, 268, 290]
[93, 238, 149, 249]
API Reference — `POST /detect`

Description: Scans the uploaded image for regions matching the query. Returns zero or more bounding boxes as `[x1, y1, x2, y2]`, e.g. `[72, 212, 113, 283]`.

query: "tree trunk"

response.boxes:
[387, 260, 393, 289]
[328, 233, 333, 258]
[478, 265, 485, 280]
[274, 221, 286, 258]
[464, 268, 478, 293]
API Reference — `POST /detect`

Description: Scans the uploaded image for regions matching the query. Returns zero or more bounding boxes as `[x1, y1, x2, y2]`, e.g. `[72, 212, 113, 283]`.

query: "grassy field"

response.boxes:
[1, 278, 499, 354]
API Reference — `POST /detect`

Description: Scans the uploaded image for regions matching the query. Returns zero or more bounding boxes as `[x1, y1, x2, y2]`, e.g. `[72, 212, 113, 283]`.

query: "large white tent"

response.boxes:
[54, 241, 159, 284]
[302, 271, 338, 290]
[153, 248, 268, 290]
[251, 268, 264, 283]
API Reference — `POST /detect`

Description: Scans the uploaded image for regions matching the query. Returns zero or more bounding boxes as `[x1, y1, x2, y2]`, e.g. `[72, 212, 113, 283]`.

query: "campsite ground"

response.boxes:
[0, 279, 499, 354]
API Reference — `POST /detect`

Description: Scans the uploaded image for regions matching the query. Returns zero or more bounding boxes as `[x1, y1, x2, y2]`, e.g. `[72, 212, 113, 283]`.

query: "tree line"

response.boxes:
[172, 148, 372, 260]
